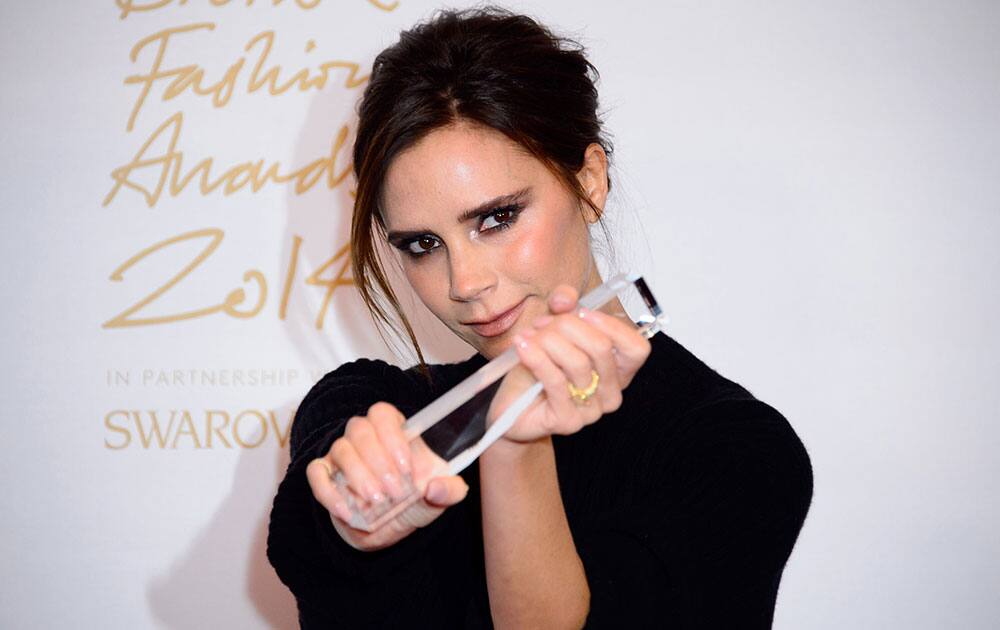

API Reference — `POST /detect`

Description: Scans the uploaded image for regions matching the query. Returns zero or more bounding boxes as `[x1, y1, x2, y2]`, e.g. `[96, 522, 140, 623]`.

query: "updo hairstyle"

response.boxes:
[350, 6, 614, 379]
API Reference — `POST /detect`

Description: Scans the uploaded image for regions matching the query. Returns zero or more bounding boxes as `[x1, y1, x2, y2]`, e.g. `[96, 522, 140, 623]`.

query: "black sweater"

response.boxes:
[267, 331, 813, 628]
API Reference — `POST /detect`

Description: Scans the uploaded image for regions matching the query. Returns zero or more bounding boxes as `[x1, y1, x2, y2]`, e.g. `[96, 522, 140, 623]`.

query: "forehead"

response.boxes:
[381, 122, 542, 227]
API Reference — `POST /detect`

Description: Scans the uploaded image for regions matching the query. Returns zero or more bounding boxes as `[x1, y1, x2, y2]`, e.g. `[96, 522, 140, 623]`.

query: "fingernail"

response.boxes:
[382, 472, 403, 499]
[364, 482, 385, 504]
[514, 334, 529, 349]
[313, 458, 334, 478]
[426, 480, 446, 504]
[577, 307, 590, 319]
[532, 314, 553, 328]
[553, 291, 572, 307]
[394, 450, 411, 475]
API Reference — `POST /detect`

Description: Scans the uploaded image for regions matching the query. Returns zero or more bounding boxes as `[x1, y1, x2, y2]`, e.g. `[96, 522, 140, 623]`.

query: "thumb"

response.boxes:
[424, 476, 469, 507]
[548, 284, 579, 314]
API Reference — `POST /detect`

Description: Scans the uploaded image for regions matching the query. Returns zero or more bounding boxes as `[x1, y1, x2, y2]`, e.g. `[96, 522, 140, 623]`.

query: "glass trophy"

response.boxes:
[333, 272, 669, 531]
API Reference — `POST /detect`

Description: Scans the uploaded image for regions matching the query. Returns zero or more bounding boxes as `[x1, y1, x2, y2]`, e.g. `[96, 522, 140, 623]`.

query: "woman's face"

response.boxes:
[381, 122, 606, 359]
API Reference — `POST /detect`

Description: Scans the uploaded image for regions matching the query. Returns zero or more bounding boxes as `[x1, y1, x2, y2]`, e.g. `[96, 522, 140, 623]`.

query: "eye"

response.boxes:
[397, 202, 524, 260]
[404, 236, 440, 257]
[480, 204, 522, 232]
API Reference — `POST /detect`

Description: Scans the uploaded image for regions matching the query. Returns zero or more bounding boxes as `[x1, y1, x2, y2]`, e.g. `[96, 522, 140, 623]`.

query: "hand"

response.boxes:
[488, 284, 652, 444]
[305, 402, 470, 551]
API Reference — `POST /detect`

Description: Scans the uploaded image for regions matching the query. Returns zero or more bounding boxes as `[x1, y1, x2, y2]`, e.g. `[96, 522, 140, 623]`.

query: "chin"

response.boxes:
[464, 332, 505, 360]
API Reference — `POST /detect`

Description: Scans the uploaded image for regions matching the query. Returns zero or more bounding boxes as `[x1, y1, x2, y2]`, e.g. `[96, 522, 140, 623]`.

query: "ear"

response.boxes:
[575, 143, 609, 224]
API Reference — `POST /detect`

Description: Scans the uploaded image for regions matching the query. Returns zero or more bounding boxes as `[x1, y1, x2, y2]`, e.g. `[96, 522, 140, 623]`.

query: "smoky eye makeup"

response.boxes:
[477, 201, 523, 232]
[389, 198, 528, 259]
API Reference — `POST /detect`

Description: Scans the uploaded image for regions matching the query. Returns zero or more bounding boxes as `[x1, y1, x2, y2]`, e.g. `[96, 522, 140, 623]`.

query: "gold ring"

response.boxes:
[568, 370, 600, 404]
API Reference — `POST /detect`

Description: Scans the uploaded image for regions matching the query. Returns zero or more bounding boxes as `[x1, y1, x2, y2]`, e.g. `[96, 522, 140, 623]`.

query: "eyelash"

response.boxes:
[401, 203, 524, 259]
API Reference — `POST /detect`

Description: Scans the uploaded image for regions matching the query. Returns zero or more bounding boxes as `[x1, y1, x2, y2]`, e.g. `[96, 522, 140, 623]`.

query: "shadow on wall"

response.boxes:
[146, 422, 296, 629]
[146, 76, 473, 628]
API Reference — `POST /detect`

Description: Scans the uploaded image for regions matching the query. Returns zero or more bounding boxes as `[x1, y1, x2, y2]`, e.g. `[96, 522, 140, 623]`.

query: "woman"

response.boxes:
[267, 7, 813, 628]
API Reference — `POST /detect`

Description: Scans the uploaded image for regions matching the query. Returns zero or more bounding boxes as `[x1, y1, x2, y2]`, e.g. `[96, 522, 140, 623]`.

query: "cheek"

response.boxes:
[402, 263, 442, 310]
[508, 229, 553, 271]
[507, 205, 585, 271]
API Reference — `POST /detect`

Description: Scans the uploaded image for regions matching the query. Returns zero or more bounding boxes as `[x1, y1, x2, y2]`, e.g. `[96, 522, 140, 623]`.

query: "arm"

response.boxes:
[480, 437, 589, 629]
[266, 359, 482, 627]
[479, 286, 651, 628]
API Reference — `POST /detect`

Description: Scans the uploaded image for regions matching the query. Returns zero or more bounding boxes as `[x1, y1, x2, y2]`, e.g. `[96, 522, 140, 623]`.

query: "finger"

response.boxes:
[549, 315, 624, 412]
[547, 284, 579, 314]
[578, 307, 652, 384]
[390, 474, 469, 531]
[423, 475, 470, 507]
[344, 415, 409, 501]
[367, 403, 412, 479]
[306, 458, 354, 523]
[329, 433, 386, 506]
[577, 307, 649, 355]
[534, 322, 620, 419]
[533, 326, 599, 398]
[514, 330, 588, 432]
[367, 403, 415, 499]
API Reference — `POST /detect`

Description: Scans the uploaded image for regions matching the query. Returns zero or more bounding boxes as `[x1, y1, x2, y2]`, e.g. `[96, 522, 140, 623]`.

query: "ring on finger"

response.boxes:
[567, 370, 600, 405]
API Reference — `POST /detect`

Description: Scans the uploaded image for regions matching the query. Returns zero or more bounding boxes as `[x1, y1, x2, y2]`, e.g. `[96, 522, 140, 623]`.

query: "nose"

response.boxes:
[448, 242, 495, 302]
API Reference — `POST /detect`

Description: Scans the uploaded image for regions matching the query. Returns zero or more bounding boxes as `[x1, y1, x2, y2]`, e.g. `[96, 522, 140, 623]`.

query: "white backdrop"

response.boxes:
[2, 1, 998, 628]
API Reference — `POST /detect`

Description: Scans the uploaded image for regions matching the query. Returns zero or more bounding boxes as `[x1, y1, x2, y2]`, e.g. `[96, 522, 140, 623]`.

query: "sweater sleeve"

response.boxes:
[266, 358, 481, 628]
[577, 398, 814, 629]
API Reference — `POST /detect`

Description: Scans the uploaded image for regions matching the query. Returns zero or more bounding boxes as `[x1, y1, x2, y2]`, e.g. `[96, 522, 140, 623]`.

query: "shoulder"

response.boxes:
[623, 332, 813, 519]
[298, 358, 419, 416]
[627, 333, 800, 437]
[672, 398, 813, 501]
[289, 358, 420, 456]
[629, 332, 755, 418]
[561, 333, 812, 607]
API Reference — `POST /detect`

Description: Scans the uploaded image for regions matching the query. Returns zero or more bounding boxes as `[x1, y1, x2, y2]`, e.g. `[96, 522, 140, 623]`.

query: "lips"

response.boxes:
[463, 297, 528, 338]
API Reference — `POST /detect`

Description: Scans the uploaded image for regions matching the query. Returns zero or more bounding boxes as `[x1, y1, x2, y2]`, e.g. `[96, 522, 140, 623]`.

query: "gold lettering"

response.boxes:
[104, 112, 180, 207]
[117, 0, 173, 20]
[104, 411, 132, 449]
[134, 410, 175, 449]
[117, 0, 393, 20]
[279, 235, 302, 320]
[104, 227, 267, 328]
[104, 112, 354, 207]
[171, 411, 203, 448]
[305, 241, 354, 329]
[222, 270, 268, 319]
[125, 23, 215, 131]
[206, 410, 233, 448]
[104, 409, 296, 448]
[246, 31, 367, 97]
[124, 24, 367, 130]
[268, 410, 293, 449]
[233, 410, 267, 448]
[294, 125, 353, 194]
[221, 161, 261, 194]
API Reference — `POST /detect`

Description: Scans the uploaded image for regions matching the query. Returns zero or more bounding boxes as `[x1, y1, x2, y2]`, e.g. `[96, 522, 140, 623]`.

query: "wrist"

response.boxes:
[483, 435, 552, 466]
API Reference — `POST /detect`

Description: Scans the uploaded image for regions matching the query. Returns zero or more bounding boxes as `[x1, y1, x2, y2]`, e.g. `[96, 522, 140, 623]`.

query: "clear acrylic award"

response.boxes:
[334, 272, 669, 531]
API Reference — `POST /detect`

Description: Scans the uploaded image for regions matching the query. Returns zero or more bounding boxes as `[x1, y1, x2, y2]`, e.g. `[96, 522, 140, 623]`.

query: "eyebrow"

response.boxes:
[386, 187, 531, 245]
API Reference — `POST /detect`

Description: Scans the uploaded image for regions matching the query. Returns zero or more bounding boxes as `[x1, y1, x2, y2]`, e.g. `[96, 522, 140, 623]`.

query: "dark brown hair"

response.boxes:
[351, 6, 614, 381]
